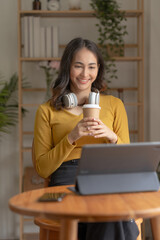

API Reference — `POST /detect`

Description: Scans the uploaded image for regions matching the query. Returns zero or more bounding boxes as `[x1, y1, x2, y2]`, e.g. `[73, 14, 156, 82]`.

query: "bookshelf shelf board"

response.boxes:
[22, 147, 32, 152]
[124, 102, 143, 106]
[20, 57, 142, 62]
[20, 57, 60, 62]
[22, 130, 138, 140]
[20, 102, 142, 108]
[20, 10, 95, 18]
[21, 103, 40, 107]
[113, 57, 143, 61]
[22, 87, 138, 92]
[20, 10, 143, 18]
[23, 131, 34, 135]
[107, 87, 138, 91]
[130, 130, 138, 134]
[22, 88, 46, 92]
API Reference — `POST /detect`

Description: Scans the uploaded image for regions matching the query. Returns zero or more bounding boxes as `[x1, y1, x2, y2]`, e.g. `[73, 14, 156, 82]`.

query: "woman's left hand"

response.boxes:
[87, 119, 117, 144]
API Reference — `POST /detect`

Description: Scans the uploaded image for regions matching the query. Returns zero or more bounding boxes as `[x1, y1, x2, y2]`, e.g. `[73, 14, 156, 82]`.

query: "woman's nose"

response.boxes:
[81, 67, 88, 77]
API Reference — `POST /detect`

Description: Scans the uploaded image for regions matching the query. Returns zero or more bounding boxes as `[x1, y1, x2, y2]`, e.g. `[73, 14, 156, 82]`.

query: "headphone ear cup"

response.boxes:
[70, 93, 78, 107]
[95, 91, 100, 105]
[62, 93, 78, 108]
[89, 91, 99, 105]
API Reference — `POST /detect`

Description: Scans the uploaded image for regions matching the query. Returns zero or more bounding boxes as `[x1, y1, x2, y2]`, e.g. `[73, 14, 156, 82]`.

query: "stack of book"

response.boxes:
[23, 16, 59, 58]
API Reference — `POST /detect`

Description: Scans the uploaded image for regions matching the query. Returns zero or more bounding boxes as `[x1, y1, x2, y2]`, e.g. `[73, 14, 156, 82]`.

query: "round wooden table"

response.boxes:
[9, 185, 160, 240]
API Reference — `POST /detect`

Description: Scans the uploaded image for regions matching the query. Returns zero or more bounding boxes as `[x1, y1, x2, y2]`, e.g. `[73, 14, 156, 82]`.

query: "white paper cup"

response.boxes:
[82, 104, 101, 118]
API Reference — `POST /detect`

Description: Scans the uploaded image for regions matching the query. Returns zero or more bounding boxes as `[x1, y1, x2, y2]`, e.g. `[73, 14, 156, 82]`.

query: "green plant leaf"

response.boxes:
[0, 73, 28, 136]
[90, 0, 128, 84]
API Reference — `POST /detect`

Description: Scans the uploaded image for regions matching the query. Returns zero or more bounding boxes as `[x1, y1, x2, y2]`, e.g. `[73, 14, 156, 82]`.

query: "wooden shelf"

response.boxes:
[124, 10, 143, 17]
[20, 57, 142, 62]
[114, 57, 142, 61]
[22, 130, 138, 137]
[107, 87, 138, 91]
[19, 10, 143, 18]
[22, 130, 139, 140]
[20, 57, 60, 61]
[130, 130, 138, 134]
[21, 103, 40, 107]
[124, 102, 143, 106]
[21, 101, 142, 108]
[23, 88, 46, 92]
[21, 43, 138, 50]
[59, 44, 139, 49]
[20, 10, 95, 17]
[23, 131, 34, 135]
[22, 147, 32, 152]
[22, 87, 138, 92]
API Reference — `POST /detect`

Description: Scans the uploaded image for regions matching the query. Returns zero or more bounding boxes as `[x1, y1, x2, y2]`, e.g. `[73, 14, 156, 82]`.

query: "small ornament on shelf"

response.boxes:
[32, 0, 41, 10]
[68, 0, 81, 10]
[47, 0, 60, 11]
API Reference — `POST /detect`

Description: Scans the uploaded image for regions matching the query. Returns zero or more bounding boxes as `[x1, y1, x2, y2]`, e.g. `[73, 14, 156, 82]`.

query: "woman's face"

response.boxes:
[69, 47, 99, 94]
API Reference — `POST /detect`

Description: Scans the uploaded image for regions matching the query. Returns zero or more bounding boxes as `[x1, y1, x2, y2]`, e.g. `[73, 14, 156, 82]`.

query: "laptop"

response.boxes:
[72, 142, 160, 195]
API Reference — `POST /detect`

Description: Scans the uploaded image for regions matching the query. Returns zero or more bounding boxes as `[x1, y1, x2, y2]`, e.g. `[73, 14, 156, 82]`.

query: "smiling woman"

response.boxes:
[33, 37, 139, 240]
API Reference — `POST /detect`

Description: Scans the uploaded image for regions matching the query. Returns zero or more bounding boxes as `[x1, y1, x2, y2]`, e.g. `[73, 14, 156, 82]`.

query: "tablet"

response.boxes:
[74, 142, 160, 195]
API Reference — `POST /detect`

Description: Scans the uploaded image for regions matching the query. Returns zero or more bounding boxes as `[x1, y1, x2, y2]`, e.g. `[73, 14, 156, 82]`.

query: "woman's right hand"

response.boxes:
[68, 117, 99, 144]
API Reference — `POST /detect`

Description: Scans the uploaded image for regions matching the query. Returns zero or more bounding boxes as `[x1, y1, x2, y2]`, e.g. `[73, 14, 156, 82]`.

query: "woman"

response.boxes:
[34, 37, 139, 240]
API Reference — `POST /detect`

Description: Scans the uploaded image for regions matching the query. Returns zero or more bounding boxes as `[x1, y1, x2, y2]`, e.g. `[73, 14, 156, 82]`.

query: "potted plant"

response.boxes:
[0, 73, 27, 137]
[90, 0, 128, 84]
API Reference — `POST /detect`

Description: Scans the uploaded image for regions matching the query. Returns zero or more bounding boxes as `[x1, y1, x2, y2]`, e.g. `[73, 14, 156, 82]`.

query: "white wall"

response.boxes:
[0, 0, 20, 239]
[0, 0, 159, 239]
[149, 1, 160, 141]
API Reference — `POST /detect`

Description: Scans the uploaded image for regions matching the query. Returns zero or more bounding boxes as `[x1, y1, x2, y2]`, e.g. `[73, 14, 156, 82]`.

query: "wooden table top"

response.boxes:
[9, 185, 160, 222]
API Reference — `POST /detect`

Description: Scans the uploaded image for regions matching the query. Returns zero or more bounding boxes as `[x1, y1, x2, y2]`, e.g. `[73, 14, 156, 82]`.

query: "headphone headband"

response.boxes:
[62, 90, 99, 108]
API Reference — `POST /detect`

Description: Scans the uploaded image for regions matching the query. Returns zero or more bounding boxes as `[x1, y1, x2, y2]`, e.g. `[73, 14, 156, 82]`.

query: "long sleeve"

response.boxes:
[111, 97, 130, 144]
[34, 104, 76, 178]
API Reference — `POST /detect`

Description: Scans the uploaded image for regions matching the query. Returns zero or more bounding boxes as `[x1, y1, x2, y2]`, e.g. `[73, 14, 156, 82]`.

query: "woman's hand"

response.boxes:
[68, 117, 99, 144]
[68, 118, 117, 144]
[86, 119, 118, 144]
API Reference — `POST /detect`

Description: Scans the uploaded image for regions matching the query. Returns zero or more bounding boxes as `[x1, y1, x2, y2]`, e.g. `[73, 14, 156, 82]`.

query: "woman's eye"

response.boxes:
[89, 66, 96, 69]
[75, 65, 82, 68]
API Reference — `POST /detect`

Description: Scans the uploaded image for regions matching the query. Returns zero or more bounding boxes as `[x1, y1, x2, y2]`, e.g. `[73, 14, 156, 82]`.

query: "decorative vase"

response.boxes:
[68, 0, 81, 10]
[32, 0, 41, 10]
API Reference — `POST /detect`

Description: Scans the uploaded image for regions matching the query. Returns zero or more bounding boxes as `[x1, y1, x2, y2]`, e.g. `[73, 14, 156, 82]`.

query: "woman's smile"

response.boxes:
[77, 78, 90, 84]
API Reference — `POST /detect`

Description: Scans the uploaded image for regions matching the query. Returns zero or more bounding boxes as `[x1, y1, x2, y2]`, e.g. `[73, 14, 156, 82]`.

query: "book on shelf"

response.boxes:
[33, 17, 40, 58]
[46, 26, 52, 58]
[23, 16, 29, 57]
[28, 16, 34, 58]
[23, 19, 59, 58]
[52, 26, 59, 58]
[40, 27, 45, 58]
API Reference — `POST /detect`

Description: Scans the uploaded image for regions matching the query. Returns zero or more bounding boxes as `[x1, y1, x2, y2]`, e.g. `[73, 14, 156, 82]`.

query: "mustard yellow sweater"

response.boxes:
[34, 95, 130, 178]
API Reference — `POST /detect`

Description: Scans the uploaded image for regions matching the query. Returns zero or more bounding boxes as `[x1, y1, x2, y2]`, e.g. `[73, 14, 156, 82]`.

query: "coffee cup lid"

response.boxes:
[82, 104, 101, 109]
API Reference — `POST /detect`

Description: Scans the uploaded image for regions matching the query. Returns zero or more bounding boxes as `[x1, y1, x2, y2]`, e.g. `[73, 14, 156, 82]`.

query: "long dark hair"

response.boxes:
[50, 37, 106, 109]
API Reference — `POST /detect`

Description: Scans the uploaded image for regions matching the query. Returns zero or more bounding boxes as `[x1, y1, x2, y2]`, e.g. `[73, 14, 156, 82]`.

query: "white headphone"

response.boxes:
[62, 90, 99, 108]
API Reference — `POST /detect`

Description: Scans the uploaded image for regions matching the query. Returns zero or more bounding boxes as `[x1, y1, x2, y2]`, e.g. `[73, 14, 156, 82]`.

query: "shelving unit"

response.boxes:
[17, 0, 144, 239]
